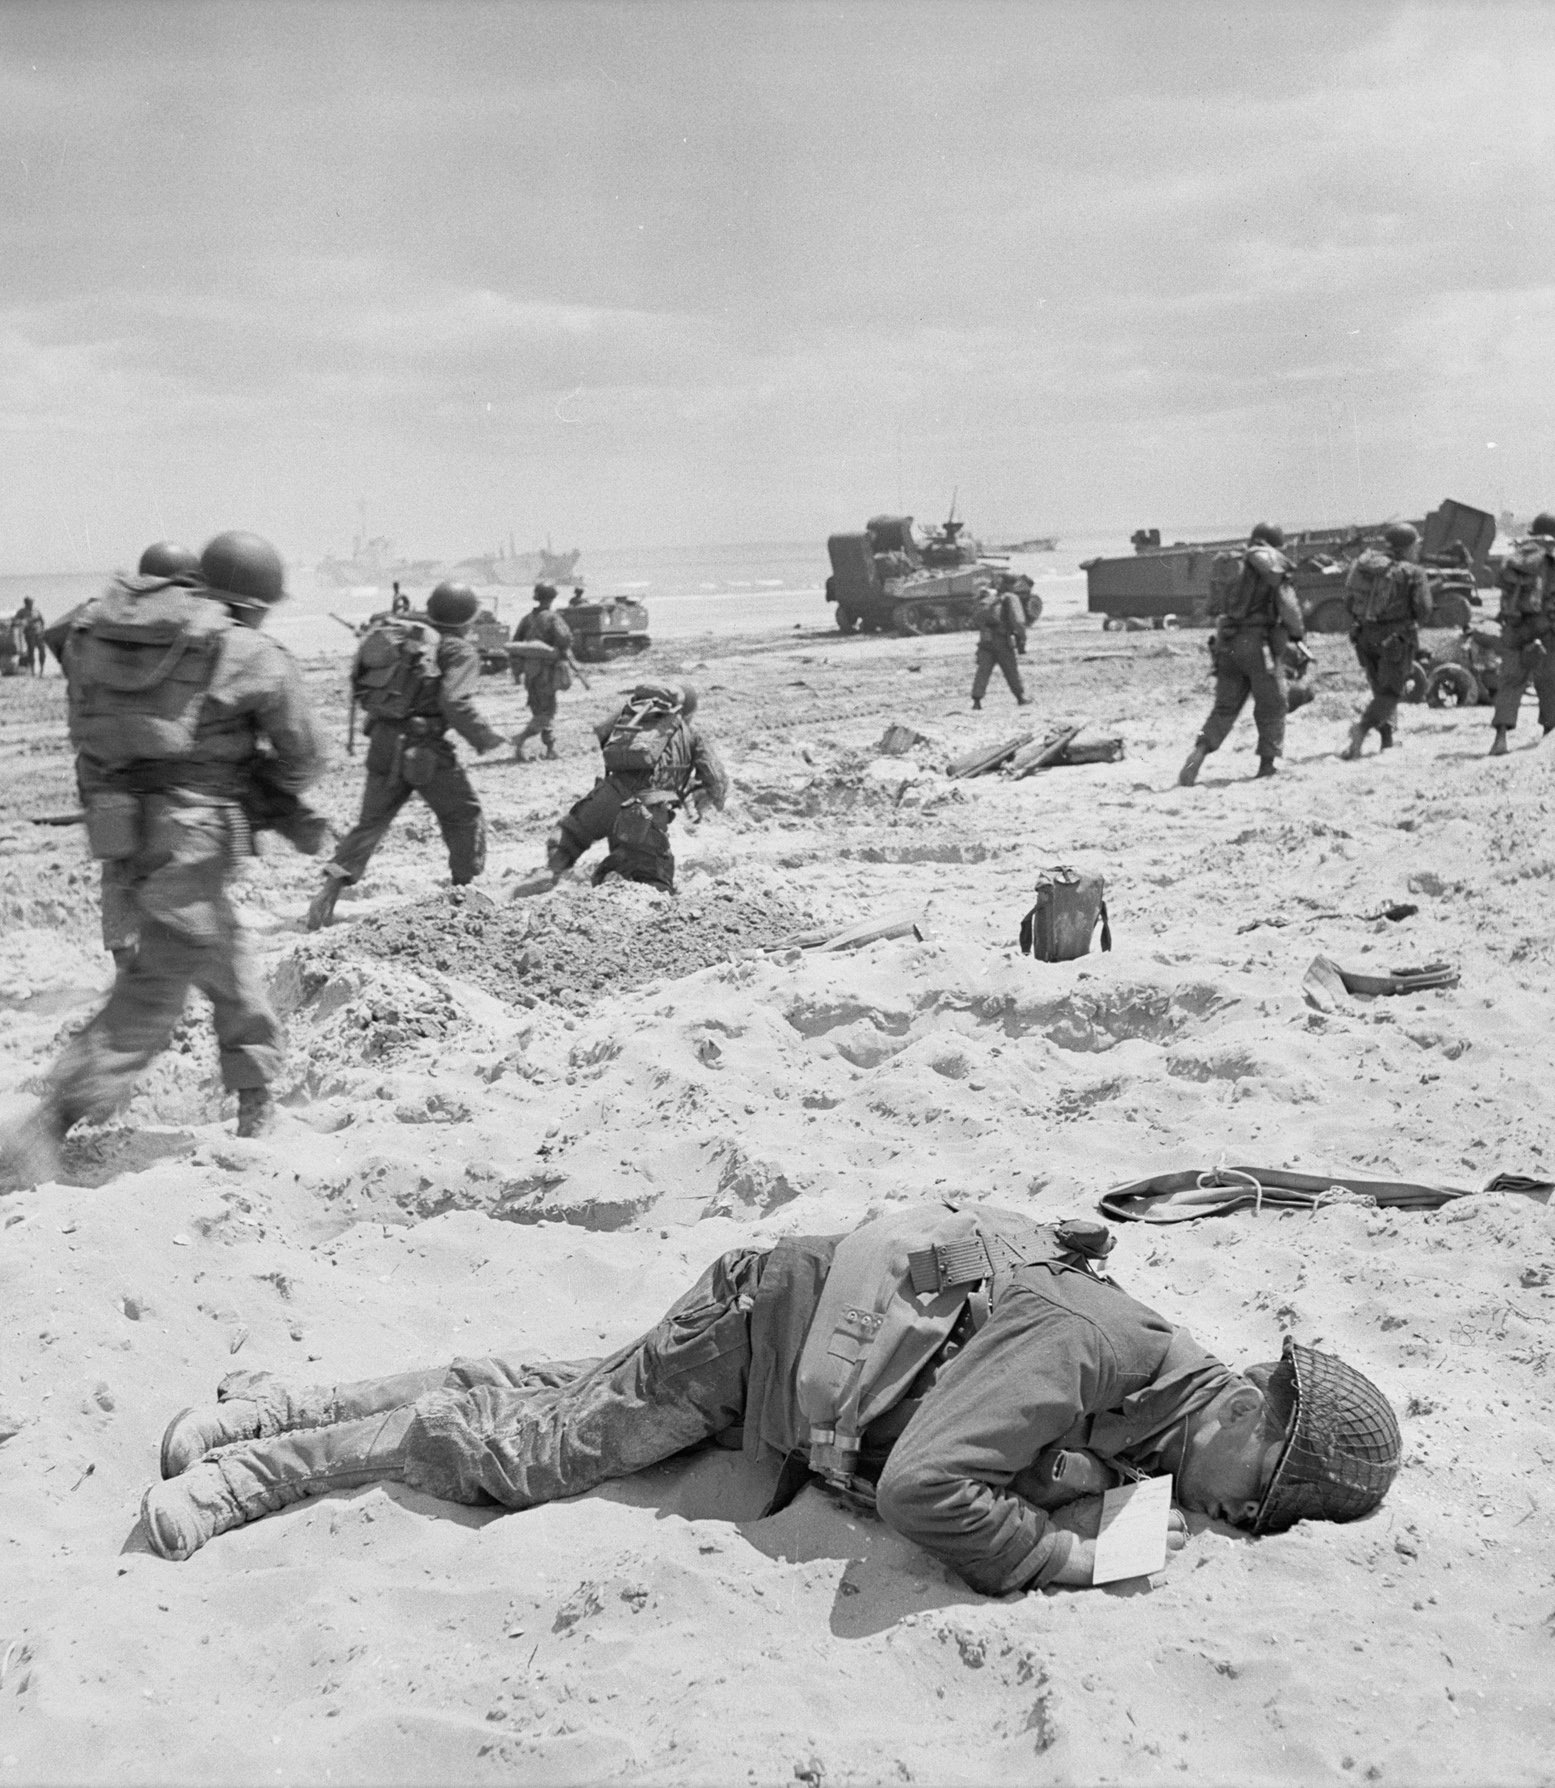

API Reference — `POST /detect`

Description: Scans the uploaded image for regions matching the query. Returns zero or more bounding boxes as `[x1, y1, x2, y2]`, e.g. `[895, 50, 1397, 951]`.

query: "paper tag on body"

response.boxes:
[1091, 1474, 1173, 1585]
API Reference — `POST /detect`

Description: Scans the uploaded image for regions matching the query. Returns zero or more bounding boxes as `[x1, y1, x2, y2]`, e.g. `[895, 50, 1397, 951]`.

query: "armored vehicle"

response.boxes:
[470, 602, 512, 673]
[825, 513, 1038, 635]
[1083, 498, 1494, 632]
[562, 592, 651, 662]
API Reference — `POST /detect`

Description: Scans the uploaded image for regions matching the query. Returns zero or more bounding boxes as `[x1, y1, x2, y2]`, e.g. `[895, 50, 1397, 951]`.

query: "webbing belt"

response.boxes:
[907, 1235, 993, 1296]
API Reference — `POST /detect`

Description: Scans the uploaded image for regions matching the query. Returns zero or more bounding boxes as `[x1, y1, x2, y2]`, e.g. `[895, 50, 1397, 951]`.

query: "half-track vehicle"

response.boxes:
[562, 592, 651, 662]
[825, 513, 1040, 636]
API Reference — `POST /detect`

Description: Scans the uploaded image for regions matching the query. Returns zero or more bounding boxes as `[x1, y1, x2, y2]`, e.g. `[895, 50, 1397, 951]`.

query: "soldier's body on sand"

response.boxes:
[1489, 511, 1555, 757]
[1179, 523, 1305, 786]
[0, 532, 327, 1189]
[1341, 523, 1434, 760]
[307, 581, 508, 930]
[143, 1203, 1401, 1584]
[510, 582, 574, 761]
[539, 682, 728, 894]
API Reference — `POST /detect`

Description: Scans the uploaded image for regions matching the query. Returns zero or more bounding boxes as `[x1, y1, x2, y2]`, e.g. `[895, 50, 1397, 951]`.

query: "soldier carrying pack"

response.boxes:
[600, 683, 689, 777]
[350, 616, 443, 724]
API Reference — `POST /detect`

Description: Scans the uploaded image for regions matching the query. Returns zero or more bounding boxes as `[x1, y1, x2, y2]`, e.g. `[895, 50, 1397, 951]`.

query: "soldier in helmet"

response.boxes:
[971, 574, 1031, 710]
[1179, 523, 1305, 785]
[509, 583, 575, 761]
[0, 532, 327, 1187]
[141, 1204, 1401, 1585]
[306, 581, 508, 929]
[1339, 523, 1434, 759]
[1488, 510, 1555, 756]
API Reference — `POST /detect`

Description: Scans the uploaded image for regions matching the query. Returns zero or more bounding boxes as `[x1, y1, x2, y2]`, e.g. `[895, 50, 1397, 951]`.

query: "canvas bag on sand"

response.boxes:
[1020, 865, 1112, 961]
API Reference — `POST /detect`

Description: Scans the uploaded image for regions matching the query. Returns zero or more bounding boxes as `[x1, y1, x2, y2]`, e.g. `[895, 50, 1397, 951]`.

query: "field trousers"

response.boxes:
[515, 670, 560, 752]
[1352, 621, 1418, 733]
[327, 723, 486, 886]
[180, 1248, 767, 1529]
[1198, 627, 1288, 760]
[1492, 635, 1555, 732]
[972, 636, 1026, 704]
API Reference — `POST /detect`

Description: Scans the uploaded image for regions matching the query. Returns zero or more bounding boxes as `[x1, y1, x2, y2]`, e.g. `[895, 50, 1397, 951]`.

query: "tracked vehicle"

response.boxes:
[824, 513, 1040, 636]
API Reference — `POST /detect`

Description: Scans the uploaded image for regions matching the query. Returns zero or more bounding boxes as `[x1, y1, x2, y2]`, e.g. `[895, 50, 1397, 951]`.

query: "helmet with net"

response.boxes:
[1245, 1337, 1401, 1535]
[426, 581, 480, 628]
[1384, 523, 1420, 555]
[200, 532, 286, 611]
[1249, 522, 1285, 549]
[138, 541, 201, 580]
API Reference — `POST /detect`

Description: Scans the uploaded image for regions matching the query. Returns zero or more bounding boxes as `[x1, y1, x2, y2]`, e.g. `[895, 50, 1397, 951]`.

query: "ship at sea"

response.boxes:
[445, 536, 583, 589]
[315, 535, 444, 590]
[316, 529, 583, 592]
[989, 534, 1058, 553]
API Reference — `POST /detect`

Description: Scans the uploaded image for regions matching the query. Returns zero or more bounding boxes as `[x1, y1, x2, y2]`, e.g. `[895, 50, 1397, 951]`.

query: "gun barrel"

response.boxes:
[329, 612, 361, 635]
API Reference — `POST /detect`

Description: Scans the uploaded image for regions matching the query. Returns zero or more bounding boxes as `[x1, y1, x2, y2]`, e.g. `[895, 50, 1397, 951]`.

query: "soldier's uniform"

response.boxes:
[971, 586, 1029, 708]
[1344, 549, 1433, 750]
[1186, 542, 1302, 779]
[1491, 533, 1555, 741]
[325, 629, 501, 890]
[511, 605, 574, 759]
[41, 575, 325, 1129]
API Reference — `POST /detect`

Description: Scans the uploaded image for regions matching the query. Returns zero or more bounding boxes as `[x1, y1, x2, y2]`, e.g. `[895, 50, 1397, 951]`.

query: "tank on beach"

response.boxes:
[824, 511, 1038, 636]
[1082, 497, 1494, 632]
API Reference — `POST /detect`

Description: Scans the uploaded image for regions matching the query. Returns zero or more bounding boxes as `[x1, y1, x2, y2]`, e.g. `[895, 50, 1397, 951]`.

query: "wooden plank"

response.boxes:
[947, 732, 1033, 779]
[1008, 725, 1082, 779]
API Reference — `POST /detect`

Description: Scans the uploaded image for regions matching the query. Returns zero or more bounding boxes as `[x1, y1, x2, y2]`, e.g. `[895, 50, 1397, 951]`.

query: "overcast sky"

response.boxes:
[1, 0, 1550, 570]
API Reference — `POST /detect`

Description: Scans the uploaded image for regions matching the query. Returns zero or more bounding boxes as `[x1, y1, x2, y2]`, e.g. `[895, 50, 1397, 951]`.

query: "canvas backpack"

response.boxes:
[351, 617, 442, 723]
[796, 1201, 1115, 1502]
[601, 684, 687, 775]
[975, 585, 1008, 631]
[1500, 537, 1552, 620]
[65, 577, 231, 767]
[1345, 549, 1400, 625]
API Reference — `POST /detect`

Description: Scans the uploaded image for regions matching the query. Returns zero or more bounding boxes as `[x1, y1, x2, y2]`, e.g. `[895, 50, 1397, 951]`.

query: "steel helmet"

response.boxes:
[1246, 1338, 1401, 1535]
[679, 682, 699, 718]
[138, 541, 201, 580]
[426, 581, 480, 628]
[532, 583, 558, 607]
[1530, 512, 1555, 538]
[1384, 523, 1420, 555]
[1249, 522, 1285, 549]
[200, 532, 286, 610]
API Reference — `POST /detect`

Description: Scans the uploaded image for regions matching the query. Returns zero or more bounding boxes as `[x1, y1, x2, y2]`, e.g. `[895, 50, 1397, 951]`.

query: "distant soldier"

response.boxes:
[1489, 511, 1555, 757]
[510, 584, 574, 760]
[568, 587, 588, 607]
[390, 583, 410, 617]
[306, 582, 507, 929]
[1340, 523, 1434, 759]
[1179, 523, 1305, 786]
[0, 532, 328, 1187]
[539, 683, 727, 894]
[19, 597, 47, 674]
[971, 575, 1030, 710]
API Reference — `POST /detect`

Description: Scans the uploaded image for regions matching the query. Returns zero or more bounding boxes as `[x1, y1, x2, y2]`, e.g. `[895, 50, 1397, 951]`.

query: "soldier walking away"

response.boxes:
[306, 581, 508, 930]
[971, 575, 1031, 709]
[141, 1202, 1401, 1584]
[510, 583, 574, 760]
[1340, 523, 1433, 759]
[0, 532, 328, 1189]
[1179, 523, 1305, 785]
[535, 682, 727, 894]
[1489, 512, 1555, 757]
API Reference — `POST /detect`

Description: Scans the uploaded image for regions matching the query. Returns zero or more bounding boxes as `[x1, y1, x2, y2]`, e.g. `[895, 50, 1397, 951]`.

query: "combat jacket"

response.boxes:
[409, 633, 502, 753]
[1345, 557, 1433, 629]
[744, 1237, 1233, 1596]
[513, 609, 574, 656]
[590, 706, 730, 809]
[1222, 546, 1303, 638]
[978, 590, 1027, 651]
[1497, 539, 1555, 648]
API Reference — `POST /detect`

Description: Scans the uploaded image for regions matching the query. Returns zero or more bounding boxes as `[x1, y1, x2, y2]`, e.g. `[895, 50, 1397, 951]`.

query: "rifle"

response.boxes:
[29, 812, 85, 827]
[329, 612, 361, 636]
[346, 693, 357, 757]
[567, 653, 591, 692]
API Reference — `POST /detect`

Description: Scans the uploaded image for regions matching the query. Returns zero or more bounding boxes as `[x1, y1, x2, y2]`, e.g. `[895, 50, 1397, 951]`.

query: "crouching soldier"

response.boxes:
[539, 682, 727, 894]
[142, 1200, 1401, 1591]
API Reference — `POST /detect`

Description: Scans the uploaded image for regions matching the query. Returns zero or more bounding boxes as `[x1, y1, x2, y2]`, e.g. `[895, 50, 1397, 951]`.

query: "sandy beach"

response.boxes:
[2, 615, 1553, 1785]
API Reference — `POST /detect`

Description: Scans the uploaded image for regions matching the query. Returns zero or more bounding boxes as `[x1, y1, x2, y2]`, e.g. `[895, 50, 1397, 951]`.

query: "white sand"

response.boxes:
[1, 619, 1552, 1784]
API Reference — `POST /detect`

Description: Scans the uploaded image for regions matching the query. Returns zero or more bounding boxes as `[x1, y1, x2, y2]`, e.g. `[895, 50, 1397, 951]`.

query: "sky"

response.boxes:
[1, 0, 1551, 571]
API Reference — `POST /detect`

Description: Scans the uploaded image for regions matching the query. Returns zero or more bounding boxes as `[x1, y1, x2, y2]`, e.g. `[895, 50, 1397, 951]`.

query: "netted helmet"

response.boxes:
[1246, 1337, 1401, 1535]
[1530, 512, 1555, 538]
[426, 581, 479, 627]
[1384, 523, 1420, 555]
[138, 541, 201, 579]
[532, 583, 558, 606]
[200, 532, 286, 609]
[1249, 522, 1285, 549]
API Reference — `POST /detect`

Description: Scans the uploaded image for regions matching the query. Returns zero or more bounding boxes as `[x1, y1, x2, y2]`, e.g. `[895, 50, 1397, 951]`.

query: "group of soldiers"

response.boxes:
[1, 596, 48, 675]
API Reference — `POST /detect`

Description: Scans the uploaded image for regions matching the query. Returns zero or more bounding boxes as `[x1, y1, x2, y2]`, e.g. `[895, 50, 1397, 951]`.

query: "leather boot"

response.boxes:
[1255, 756, 1278, 779]
[1177, 742, 1208, 787]
[160, 1400, 263, 1478]
[235, 1087, 275, 1139]
[1489, 727, 1510, 757]
[305, 874, 344, 931]
[141, 1406, 416, 1561]
[971, 698, 982, 711]
[0, 1100, 68, 1194]
[1340, 722, 1366, 761]
[1379, 725, 1395, 750]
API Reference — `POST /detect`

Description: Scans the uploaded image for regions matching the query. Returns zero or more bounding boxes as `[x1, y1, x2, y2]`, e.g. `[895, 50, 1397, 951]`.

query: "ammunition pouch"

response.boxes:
[82, 790, 141, 862]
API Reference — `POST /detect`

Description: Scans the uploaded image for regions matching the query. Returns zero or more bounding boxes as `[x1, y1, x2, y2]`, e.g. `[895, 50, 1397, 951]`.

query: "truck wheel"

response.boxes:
[892, 603, 926, 635]
[1429, 592, 1472, 631]
[1102, 615, 1124, 632]
[1306, 598, 1350, 635]
[835, 606, 858, 634]
[1425, 663, 1479, 708]
[1401, 660, 1428, 703]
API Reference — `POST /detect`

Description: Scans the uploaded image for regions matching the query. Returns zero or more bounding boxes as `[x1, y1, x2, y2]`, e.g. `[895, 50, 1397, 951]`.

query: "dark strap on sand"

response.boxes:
[1098, 1165, 1552, 1224]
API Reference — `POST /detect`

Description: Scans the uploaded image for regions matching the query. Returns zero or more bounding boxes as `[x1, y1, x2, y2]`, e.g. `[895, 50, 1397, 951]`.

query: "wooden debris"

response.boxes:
[947, 733, 1033, 779]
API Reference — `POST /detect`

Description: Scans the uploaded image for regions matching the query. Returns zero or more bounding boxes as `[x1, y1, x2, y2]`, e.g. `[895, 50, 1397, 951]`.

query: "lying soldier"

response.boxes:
[141, 1204, 1400, 1589]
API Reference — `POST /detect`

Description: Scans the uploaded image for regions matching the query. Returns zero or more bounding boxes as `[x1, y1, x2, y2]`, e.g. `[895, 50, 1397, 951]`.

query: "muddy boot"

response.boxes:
[1340, 722, 1367, 761]
[305, 873, 344, 931]
[0, 1100, 69, 1193]
[235, 1087, 275, 1139]
[140, 1407, 416, 1561]
[1379, 725, 1395, 750]
[1255, 756, 1278, 779]
[1489, 727, 1510, 757]
[160, 1401, 264, 1479]
[1177, 742, 1208, 787]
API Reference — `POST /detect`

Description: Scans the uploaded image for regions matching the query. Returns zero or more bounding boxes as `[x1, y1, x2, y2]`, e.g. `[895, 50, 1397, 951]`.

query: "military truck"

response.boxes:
[824, 513, 1039, 635]
[1083, 498, 1494, 633]
[470, 601, 513, 673]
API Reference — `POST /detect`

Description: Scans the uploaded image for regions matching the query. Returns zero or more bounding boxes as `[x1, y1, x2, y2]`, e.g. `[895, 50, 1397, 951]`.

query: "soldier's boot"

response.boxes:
[1255, 756, 1278, 779]
[305, 870, 347, 932]
[971, 698, 982, 711]
[1017, 695, 1032, 707]
[0, 1099, 69, 1194]
[1341, 722, 1367, 761]
[1489, 727, 1510, 758]
[543, 733, 559, 760]
[1379, 725, 1395, 750]
[141, 1407, 415, 1561]
[160, 1400, 264, 1478]
[111, 945, 137, 973]
[235, 1087, 275, 1140]
[1177, 742, 1209, 787]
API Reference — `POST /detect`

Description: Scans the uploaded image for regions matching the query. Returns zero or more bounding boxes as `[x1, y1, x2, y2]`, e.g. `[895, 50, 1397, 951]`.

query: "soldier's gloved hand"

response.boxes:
[1042, 1494, 1187, 1588]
